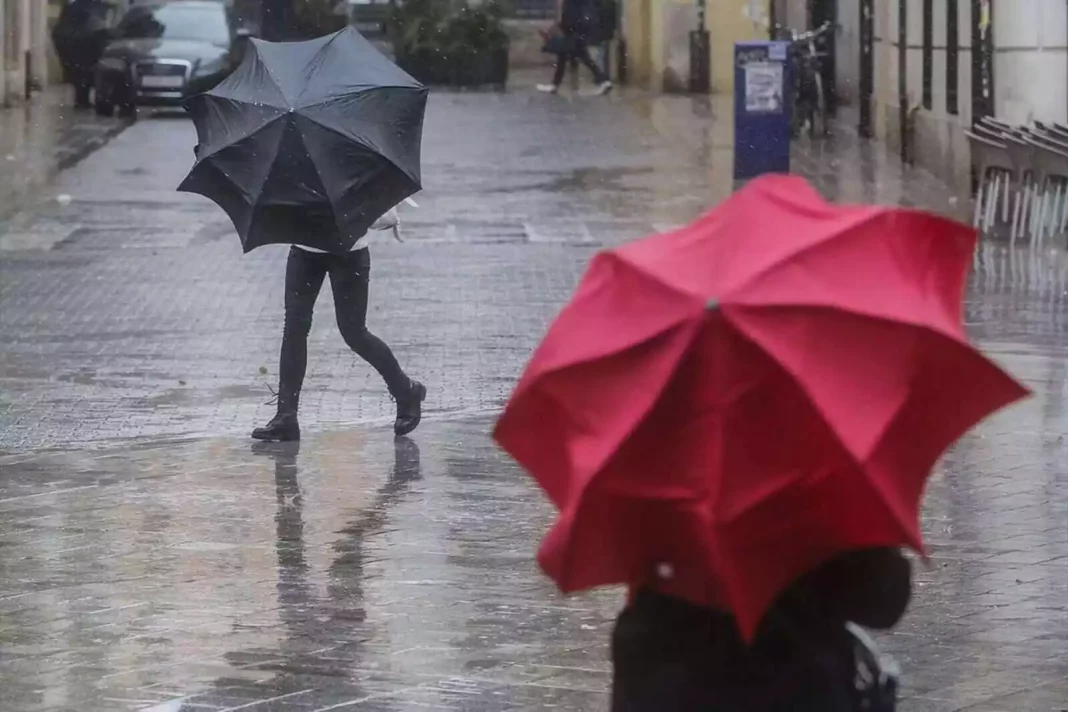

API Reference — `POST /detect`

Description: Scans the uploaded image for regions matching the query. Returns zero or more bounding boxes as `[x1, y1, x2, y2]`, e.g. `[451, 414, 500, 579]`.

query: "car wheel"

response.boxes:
[118, 100, 137, 120]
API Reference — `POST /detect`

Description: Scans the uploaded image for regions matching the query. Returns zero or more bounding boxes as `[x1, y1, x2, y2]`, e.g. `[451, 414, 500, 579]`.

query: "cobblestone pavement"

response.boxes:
[0, 91, 963, 451]
[0, 87, 131, 226]
[0, 89, 1066, 711]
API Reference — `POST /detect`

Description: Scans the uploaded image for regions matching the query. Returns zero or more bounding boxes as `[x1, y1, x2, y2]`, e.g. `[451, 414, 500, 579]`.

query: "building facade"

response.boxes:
[833, 0, 1066, 191]
[1, 0, 65, 106]
[622, 1, 1068, 193]
[622, 0, 769, 93]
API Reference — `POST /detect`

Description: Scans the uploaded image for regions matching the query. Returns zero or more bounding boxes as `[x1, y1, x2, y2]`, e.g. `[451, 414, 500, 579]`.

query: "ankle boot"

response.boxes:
[393, 379, 426, 437]
[252, 412, 300, 442]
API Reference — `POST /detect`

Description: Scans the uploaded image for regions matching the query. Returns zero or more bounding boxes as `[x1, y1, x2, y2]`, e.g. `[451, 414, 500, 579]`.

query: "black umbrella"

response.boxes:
[178, 27, 428, 253]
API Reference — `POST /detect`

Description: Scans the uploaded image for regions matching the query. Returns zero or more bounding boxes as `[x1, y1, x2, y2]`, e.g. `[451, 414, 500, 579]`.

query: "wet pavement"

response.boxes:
[0, 87, 1066, 710]
[0, 87, 131, 227]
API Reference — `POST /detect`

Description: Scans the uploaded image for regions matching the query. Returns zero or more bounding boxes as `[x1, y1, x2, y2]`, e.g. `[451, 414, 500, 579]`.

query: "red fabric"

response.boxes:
[494, 174, 1028, 639]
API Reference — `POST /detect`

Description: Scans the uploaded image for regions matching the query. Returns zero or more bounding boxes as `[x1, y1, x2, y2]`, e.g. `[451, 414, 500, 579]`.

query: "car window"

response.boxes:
[118, 3, 229, 45]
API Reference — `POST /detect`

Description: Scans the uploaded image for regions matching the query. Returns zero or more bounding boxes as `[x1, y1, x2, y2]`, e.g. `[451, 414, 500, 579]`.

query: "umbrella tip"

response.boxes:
[706, 299, 720, 311]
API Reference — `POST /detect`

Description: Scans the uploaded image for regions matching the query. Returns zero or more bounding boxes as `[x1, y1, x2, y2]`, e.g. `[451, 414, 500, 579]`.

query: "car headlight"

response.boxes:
[194, 58, 225, 77]
[97, 57, 128, 73]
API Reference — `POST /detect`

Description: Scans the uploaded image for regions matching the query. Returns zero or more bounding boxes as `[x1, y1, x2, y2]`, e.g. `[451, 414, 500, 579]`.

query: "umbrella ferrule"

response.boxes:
[706, 299, 720, 311]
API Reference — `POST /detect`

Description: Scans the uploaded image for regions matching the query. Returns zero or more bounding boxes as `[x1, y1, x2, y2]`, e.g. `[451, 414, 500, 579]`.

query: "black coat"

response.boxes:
[560, 0, 597, 39]
[51, 0, 113, 76]
[610, 548, 910, 712]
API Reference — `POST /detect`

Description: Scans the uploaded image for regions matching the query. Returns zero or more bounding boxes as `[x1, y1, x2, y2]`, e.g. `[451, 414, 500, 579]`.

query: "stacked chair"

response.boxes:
[967, 117, 1068, 246]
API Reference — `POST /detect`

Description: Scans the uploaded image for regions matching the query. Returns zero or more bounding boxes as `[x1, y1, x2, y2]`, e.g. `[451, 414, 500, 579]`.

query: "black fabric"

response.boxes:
[596, 0, 617, 42]
[610, 548, 910, 712]
[561, 0, 597, 37]
[551, 41, 608, 85]
[277, 247, 407, 413]
[179, 27, 428, 254]
[542, 33, 577, 56]
[52, 0, 112, 77]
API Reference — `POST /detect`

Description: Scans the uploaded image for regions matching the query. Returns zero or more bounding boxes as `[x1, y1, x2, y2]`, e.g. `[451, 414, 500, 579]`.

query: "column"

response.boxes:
[30, 0, 46, 90]
[707, 0, 765, 94]
[0, 0, 8, 105]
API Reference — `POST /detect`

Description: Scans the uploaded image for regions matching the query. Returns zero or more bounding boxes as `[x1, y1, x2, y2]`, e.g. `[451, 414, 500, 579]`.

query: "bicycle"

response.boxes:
[773, 22, 833, 139]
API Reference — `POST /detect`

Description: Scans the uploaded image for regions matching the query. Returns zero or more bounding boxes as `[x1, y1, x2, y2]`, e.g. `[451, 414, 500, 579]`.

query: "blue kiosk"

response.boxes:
[733, 41, 791, 183]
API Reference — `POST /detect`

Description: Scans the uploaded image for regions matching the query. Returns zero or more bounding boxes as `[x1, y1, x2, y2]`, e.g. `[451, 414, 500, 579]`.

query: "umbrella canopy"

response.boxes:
[494, 175, 1028, 639]
[179, 26, 428, 253]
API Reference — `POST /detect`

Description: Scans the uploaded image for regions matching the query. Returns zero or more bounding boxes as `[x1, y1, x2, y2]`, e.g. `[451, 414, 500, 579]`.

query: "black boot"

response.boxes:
[252, 412, 300, 442]
[393, 379, 426, 437]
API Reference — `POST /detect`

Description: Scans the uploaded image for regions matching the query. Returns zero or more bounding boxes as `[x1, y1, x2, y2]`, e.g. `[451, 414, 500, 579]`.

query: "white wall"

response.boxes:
[993, 0, 1068, 124]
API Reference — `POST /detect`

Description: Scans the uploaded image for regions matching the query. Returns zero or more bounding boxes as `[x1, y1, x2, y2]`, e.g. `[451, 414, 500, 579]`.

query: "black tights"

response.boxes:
[277, 247, 407, 413]
[552, 41, 608, 86]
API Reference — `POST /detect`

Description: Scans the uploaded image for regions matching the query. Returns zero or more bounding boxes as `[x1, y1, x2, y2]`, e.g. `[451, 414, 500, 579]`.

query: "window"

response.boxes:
[922, 0, 933, 110]
[946, 0, 959, 114]
[119, 2, 230, 46]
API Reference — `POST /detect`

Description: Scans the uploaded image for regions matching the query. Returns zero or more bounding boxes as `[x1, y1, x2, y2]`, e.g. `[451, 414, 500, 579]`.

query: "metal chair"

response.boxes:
[966, 129, 1016, 234]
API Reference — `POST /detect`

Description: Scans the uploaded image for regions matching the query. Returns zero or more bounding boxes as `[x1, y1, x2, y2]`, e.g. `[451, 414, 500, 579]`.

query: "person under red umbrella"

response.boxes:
[611, 548, 909, 710]
[494, 175, 1027, 711]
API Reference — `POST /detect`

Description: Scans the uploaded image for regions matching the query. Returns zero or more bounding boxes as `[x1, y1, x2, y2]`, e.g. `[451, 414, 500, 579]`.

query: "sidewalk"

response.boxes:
[0, 86, 130, 225]
[0, 85, 1065, 711]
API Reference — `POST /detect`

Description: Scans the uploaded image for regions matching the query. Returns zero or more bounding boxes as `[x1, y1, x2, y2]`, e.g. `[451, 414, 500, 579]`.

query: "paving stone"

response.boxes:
[0, 89, 1065, 711]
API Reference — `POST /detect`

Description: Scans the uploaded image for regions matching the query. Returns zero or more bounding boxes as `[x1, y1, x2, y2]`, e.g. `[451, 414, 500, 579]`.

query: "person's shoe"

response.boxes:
[594, 81, 613, 96]
[252, 412, 300, 442]
[394, 379, 426, 437]
[536, 83, 560, 94]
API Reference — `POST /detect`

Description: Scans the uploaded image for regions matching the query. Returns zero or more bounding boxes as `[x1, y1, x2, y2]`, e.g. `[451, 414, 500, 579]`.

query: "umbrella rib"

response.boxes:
[730, 300, 966, 344]
[254, 51, 294, 109]
[197, 106, 286, 162]
[251, 116, 290, 205]
[721, 307, 921, 541]
[725, 208, 968, 305]
[291, 116, 335, 212]
[293, 31, 346, 106]
[297, 85, 424, 112]
[296, 96, 425, 184]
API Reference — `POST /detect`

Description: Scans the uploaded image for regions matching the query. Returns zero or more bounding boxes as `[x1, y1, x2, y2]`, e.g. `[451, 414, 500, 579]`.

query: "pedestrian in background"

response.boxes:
[51, 0, 114, 109]
[592, 0, 617, 81]
[537, 0, 612, 95]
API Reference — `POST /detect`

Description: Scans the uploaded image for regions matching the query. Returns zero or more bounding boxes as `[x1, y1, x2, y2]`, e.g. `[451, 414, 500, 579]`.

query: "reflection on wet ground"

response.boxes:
[1, 241, 1067, 710]
[0, 90, 1066, 711]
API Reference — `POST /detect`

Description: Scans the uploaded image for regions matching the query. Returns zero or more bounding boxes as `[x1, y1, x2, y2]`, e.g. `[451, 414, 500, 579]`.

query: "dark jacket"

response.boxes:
[611, 548, 911, 712]
[560, 0, 597, 39]
[51, 0, 113, 76]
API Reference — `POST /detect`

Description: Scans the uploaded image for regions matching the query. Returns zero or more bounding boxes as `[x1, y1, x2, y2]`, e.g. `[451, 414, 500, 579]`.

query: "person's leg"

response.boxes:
[328, 248, 426, 436]
[552, 52, 569, 86]
[253, 247, 328, 441]
[538, 53, 568, 93]
[575, 42, 610, 86]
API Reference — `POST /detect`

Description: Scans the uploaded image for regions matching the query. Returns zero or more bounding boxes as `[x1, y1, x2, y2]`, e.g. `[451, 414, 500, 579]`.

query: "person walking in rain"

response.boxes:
[538, 0, 613, 94]
[252, 206, 426, 443]
[610, 548, 909, 711]
[179, 27, 430, 444]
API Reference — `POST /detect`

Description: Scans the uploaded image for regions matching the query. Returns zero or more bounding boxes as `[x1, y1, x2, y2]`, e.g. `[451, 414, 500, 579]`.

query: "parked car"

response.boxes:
[94, 0, 250, 117]
[348, 0, 391, 36]
[51, 0, 122, 108]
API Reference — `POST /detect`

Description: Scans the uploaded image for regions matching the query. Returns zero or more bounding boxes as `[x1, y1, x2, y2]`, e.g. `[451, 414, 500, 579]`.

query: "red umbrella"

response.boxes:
[494, 174, 1028, 639]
